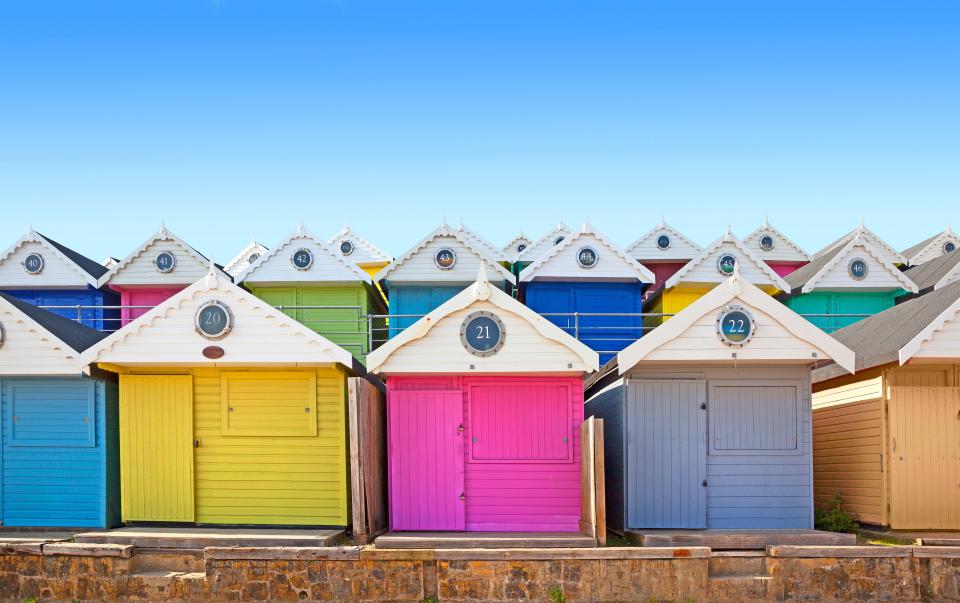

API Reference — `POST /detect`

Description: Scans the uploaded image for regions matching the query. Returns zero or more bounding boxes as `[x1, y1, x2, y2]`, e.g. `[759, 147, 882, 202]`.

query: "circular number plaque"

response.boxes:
[247, 252, 261, 264]
[554, 236, 566, 246]
[760, 234, 775, 251]
[22, 253, 44, 275]
[516, 243, 527, 254]
[154, 251, 176, 273]
[195, 301, 233, 340]
[291, 248, 314, 270]
[339, 240, 355, 256]
[848, 258, 868, 280]
[460, 311, 505, 357]
[944, 241, 956, 254]
[577, 246, 599, 269]
[717, 254, 737, 275]
[435, 248, 457, 270]
[716, 305, 755, 347]
[656, 234, 671, 250]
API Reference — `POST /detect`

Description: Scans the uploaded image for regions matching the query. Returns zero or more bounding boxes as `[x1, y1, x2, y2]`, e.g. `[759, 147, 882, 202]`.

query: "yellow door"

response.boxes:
[888, 386, 960, 529]
[119, 375, 195, 522]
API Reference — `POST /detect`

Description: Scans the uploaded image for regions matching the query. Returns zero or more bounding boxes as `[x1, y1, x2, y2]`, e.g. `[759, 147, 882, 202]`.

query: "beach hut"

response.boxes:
[811, 281, 960, 529]
[511, 222, 574, 272]
[585, 269, 854, 533]
[743, 217, 811, 277]
[780, 234, 918, 332]
[80, 266, 359, 526]
[376, 222, 515, 337]
[235, 224, 386, 363]
[0, 230, 118, 330]
[901, 248, 960, 298]
[812, 220, 907, 266]
[0, 292, 117, 528]
[102, 225, 231, 326]
[643, 228, 790, 328]
[365, 267, 599, 532]
[900, 225, 960, 266]
[328, 226, 393, 281]
[519, 222, 656, 362]
[223, 241, 269, 277]
[625, 218, 702, 288]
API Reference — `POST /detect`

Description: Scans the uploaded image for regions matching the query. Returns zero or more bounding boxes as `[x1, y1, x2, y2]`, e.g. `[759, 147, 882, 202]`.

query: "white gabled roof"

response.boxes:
[626, 218, 702, 263]
[366, 266, 598, 374]
[665, 229, 791, 292]
[899, 287, 960, 364]
[327, 226, 392, 266]
[224, 241, 269, 277]
[456, 222, 507, 262]
[0, 230, 105, 289]
[374, 222, 515, 284]
[519, 222, 655, 283]
[901, 226, 960, 266]
[81, 263, 353, 368]
[100, 225, 231, 287]
[813, 220, 907, 265]
[618, 267, 855, 374]
[502, 232, 533, 258]
[788, 236, 918, 294]
[513, 222, 574, 263]
[743, 217, 811, 263]
[236, 224, 371, 285]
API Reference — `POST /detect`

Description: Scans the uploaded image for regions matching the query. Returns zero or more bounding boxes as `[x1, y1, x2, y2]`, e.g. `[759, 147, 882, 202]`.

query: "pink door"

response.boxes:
[388, 390, 465, 530]
[120, 288, 183, 325]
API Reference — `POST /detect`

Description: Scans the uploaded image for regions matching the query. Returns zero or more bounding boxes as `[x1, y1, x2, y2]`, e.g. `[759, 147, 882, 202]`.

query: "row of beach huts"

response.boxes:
[0, 218, 957, 540]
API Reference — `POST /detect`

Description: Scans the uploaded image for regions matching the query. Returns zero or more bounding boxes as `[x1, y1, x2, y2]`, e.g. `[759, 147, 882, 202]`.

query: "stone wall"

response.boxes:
[0, 542, 958, 602]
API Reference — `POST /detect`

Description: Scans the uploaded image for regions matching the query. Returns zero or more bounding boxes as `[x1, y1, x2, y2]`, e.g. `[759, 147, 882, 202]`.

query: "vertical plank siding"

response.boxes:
[584, 383, 626, 532]
[117, 287, 184, 325]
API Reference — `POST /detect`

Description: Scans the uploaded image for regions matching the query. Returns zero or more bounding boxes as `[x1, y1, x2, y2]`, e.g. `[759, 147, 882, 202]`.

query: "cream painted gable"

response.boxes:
[502, 234, 533, 257]
[457, 224, 505, 262]
[224, 242, 269, 277]
[0, 299, 87, 375]
[367, 270, 598, 374]
[81, 271, 353, 368]
[238, 229, 370, 285]
[935, 261, 960, 290]
[626, 220, 702, 263]
[803, 240, 918, 293]
[903, 304, 960, 361]
[0, 237, 93, 289]
[519, 227, 655, 283]
[815, 222, 905, 266]
[328, 227, 392, 268]
[618, 272, 854, 372]
[376, 227, 514, 286]
[743, 219, 810, 263]
[907, 229, 960, 266]
[104, 230, 225, 287]
[665, 234, 790, 291]
[513, 223, 573, 263]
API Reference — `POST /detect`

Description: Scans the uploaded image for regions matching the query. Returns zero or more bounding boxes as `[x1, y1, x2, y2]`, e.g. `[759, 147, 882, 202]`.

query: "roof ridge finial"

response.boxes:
[475, 263, 491, 299]
[858, 217, 865, 233]
[763, 215, 769, 228]
[724, 225, 733, 241]
[947, 223, 953, 235]
[159, 221, 168, 238]
[296, 221, 305, 236]
[206, 257, 219, 288]
[581, 217, 590, 233]
[730, 259, 743, 294]
[658, 215, 665, 228]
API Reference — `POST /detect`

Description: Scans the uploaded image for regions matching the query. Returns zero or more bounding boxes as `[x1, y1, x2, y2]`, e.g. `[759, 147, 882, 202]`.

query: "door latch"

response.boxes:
[702, 480, 708, 487]
[459, 493, 465, 501]
[457, 423, 464, 434]
[194, 440, 200, 448]
[700, 403, 706, 410]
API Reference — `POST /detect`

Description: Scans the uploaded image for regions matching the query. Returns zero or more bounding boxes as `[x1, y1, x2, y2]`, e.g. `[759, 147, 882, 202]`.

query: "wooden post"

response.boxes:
[578, 416, 607, 545]
[593, 418, 606, 546]
[348, 376, 388, 544]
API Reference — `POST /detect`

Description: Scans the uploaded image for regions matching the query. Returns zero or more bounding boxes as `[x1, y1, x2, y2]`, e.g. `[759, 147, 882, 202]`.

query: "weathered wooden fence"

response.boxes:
[347, 376, 388, 543]
[579, 416, 606, 545]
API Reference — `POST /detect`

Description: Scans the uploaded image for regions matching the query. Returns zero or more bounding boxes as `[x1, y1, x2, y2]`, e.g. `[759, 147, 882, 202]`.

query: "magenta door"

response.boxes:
[388, 390, 465, 530]
[120, 287, 183, 325]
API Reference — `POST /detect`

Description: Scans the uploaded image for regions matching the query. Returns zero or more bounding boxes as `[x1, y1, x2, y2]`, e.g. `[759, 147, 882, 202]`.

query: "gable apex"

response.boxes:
[742, 219, 811, 263]
[236, 225, 371, 285]
[626, 219, 702, 263]
[665, 232, 791, 291]
[100, 227, 230, 287]
[519, 222, 655, 283]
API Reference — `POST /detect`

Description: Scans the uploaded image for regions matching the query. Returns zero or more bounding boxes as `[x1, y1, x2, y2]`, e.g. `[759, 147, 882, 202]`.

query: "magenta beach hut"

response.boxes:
[365, 267, 599, 533]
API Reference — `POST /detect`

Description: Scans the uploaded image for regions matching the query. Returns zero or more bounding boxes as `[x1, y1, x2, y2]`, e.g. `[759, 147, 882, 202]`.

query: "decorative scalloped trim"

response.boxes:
[519, 222, 656, 283]
[0, 298, 83, 371]
[224, 241, 269, 275]
[899, 291, 960, 363]
[802, 237, 919, 294]
[235, 225, 372, 284]
[743, 219, 811, 261]
[99, 227, 230, 287]
[625, 220, 702, 259]
[327, 226, 392, 263]
[512, 223, 573, 263]
[665, 231, 791, 291]
[0, 231, 100, 288]
[501, 233, 532, 254]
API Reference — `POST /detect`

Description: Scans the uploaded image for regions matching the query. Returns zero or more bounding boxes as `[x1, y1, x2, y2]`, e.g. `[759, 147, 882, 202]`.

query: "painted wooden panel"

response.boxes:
[1, 378, 110, 527]
[678, 241, 783, 288]
[786, 291, 898, 331]
[709, 385, 799, 453]
[647, 263, 686, 289]
[241, 235, 366, 284]
[193, 367, 349, 526]
[385, 235, 505, 284]
[4, 288, 119, 331]
[908, 306, 960, 361]
[119, 375, 194, 522]
[524, 233, 650, 281]
[118, 287, 184, 326]
[388, 389, 465, 530]
[108, 238, 210, 286]
[812, 398, 884, 525]
[468, 382, 572, 463]
[583, 382, 626, 532]
[888, 387, 960, 529]
[388, 286, 463, 337]
[812, 247, 908, 290]
[626, 379, 707, 529]
[0, 302, 90, 376]
[219, 372, 317, 437]
[767, 262, 805, 277]
[0, 240, 91, 288]
[812, 376, 883, 409]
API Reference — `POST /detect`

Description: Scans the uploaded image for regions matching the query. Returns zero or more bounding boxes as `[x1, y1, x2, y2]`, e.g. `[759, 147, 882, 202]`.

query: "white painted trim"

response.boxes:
[99, 226, 230, 287]
[815, 222, 907, 265]
[234, 224, 372, 284]
[518, 222, 656, 283]
[0, 230, 100, 288]
[327, 226, 392, 263]
[501, 233, 533, 254]
[742, 218, 811, 262]
[801, 237, 918, 294]
[512, 223, 573, 263]
[934, 259, 960, 290]
[625, 219, 702, 261]
[0, 294, 88, 375]
[617, 271, 855, 374]
[898, 294, 960, 364]
[224, 241, 269, 276]
[664, 230, 791, 291]
[365, 267, 598, 373]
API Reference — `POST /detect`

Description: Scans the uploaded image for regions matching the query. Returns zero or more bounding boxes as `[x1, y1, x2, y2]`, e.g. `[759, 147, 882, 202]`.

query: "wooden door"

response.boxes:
[888, 387, 960, 529]
[119, 375, 194, 522]
[388, 390, 464, 530]
[626, 379, 706, 529]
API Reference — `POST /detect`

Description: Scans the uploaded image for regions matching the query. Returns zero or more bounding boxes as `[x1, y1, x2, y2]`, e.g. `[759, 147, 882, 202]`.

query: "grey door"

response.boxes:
[626, 379, 707, 528]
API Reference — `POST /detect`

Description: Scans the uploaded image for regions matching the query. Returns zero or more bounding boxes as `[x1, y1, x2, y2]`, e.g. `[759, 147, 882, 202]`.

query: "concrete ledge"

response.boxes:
[359, 548, 436, 560]
[913, 546, 960, 558]
[767, 545, 913, 558]
[0, 542, 45, 555]
[435, 547, 711, 560]
[204, 546, 361, 561]
[43, 543, 134, 558]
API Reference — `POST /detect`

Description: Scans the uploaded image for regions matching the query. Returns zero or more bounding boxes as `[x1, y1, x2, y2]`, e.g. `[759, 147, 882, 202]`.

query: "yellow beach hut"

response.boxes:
[79, 264, 359, 526]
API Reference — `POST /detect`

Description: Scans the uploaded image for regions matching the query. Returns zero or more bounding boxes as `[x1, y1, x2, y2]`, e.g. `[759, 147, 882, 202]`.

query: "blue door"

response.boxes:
[4, 289, 119, 331]
[388, 286, 464, 337]
[626, 379, 707, 529]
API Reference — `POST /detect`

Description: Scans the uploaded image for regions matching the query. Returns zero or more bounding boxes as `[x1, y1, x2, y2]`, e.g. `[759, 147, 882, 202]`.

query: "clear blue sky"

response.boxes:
[1, 1, 957, 262]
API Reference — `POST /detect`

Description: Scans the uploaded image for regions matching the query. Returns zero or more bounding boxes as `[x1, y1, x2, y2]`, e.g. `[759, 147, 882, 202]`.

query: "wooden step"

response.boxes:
[74, 528, 344, 550]
[629, 529, 856, 550]
[375, 532, 596, 549]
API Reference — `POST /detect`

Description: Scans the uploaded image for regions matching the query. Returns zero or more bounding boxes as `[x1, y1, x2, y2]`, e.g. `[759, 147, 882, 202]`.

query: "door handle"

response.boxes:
[457, 423, 464, 434]
[459, 493, 465, 501]
[194, 440, 200, 448]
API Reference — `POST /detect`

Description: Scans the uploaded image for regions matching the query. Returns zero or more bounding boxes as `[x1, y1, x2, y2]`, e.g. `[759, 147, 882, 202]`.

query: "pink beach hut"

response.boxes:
[365, 267, 599, 532]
